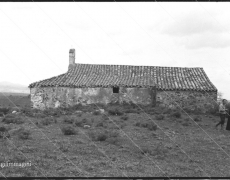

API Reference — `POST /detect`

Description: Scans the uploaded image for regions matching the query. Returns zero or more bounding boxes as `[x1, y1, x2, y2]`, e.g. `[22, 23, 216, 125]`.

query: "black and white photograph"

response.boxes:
[0, 1, 230, 179]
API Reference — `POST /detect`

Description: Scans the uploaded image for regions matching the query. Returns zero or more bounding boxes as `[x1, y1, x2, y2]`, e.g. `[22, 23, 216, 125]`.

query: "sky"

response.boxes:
[0, 2, 229, 99]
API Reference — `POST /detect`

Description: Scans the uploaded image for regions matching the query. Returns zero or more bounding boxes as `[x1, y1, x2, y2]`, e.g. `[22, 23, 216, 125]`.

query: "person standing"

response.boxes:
[225, 101, 230, 130]
[216, 99, 228, 130]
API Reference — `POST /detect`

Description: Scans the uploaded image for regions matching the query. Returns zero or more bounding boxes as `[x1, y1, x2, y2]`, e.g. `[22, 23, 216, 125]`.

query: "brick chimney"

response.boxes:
[69, 49, 75, 69]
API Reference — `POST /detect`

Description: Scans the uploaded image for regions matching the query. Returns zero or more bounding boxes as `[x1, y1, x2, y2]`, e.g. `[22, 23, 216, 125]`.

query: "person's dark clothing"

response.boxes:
[216, 114, 226, 126]
[226, 104, 230, 130]
[216, 103, 227, 130]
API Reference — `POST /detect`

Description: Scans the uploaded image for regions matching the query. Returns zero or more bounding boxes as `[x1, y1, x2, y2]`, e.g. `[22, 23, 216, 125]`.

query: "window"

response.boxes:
[113, 87, 119, 93]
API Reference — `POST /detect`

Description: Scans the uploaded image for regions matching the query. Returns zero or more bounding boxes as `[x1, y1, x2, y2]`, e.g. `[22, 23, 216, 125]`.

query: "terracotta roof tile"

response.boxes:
[29, 63, 217, 91]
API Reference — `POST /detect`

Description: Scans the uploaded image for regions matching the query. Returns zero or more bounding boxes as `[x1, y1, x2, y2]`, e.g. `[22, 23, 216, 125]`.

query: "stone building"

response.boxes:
[29, 49, 217, 111]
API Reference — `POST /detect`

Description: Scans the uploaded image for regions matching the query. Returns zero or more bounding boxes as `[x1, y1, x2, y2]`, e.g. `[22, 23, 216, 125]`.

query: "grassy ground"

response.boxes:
[0, 93, 30, 108]
[0, 103, 229, 178]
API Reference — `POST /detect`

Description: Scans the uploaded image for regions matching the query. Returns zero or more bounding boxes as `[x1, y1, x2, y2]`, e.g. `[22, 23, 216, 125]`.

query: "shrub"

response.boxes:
[120, 115, 129, 121]
[96, 121, 105, 127]
[2, 114, 24, 124]
[75, 119, 83, 127]
[88, 130, 108, 141]
[151, 132, 157, 138]
[134, 121, 141, 127]
[134, 121, 157, 131]
[140, 122, 148, 128]
[35, 121, 43, 128]
[147, 122, 158, 131]
[16, 127, 31, 140]
[43, 108, 62, 117]
[58, 142, 70, 152]
[0, 107, 10, 116]
[63, 116, 74, 124]
[141, 146, 153, 155]
[61, 125, 77, 135]
[88, 129, 118, 142]
[155, 114, 164, 120]
[151, 143, 168, 158]
[182, 122, 190, 126]
[184, 117, 190, 122]
[0, 125, 10, 139]
[194, 116, 202, 122]
[107, 137, 120, 145]
[93, 111, 100, 115]
[0, 126, 7, 132]
[119, 122, 126, 129]
[172, 111, 181, 118]
[108, 130, 119, 138]
[108, 108, 124, 116]
[96, 133, 108, 141]
[124, 109, 137, 114]
[41, 117, 55, 126]
[74, 118, 90, 127]
[102, 114, 109, 121]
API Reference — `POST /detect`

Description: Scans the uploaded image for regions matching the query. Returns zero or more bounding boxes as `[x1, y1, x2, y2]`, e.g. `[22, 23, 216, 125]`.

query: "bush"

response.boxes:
[107, 137, 120, 145]
[182, 122, 190, 126]
[124, 109, 138, 114]
[2, 114, 24, 124]
[33, 112, 46, 118]
[63, 116, 75, 124]
[194, 116, 202, 122]
[141, 146, 153, 155]
[16, 127, 31, 140]
[61, 125, 77, 135]
[43, 108, 62, 117]
[108, 107, 124, 116]
[95, 121, 105, 128]
[0, 107, 10, 116]
[172, 111, 181, 118]
[0, 125, 10, 139]
[120, 115, 129, 121]
[147, 122, 158, 131]
[74, 119, 84, 127]
[88, 130, 108, 141]
[93, 111, 100, 115]
[96, 133, 108, 141]
[134, 121, 157, 131]
[74, 118, 90, 127]
[184, 117, 190, 122]
[155, 114, 164, 120]
[102, 114, 109, 121]
[134, 121, 141, 127]
[88, 129, 119, 142]
[108, 130, 119, 138]
[41, 117, 55, 126]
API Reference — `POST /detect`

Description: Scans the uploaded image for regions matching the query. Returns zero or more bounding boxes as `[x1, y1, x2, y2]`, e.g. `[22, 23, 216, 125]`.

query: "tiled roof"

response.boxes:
[29, 63, 217, 91]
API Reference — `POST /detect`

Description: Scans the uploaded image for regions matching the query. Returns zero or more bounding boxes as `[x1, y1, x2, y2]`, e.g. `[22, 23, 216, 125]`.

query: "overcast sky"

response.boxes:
[0, 2, 229, 99]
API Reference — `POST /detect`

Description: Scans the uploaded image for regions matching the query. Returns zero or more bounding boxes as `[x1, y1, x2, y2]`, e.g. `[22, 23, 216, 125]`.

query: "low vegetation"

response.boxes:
[0, 96, 227, 176]
[61, 125, 77, 135]
[15, 127, 32, 140]
[2, 114, 24, 124]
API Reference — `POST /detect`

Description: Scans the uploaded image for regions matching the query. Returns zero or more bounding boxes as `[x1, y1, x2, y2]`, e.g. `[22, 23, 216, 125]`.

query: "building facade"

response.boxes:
[29, 49, 217, 112]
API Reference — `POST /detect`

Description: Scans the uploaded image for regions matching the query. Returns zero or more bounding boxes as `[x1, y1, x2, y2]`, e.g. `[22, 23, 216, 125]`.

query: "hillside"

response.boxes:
[0, 81, 29, 94]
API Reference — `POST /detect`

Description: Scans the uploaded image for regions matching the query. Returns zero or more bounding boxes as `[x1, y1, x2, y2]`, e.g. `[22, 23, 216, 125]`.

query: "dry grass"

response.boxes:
[0, 103, 228, 177]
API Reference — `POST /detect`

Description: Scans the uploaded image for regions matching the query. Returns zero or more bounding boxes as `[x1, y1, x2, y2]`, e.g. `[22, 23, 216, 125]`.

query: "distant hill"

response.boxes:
[0, 81, 29, 94]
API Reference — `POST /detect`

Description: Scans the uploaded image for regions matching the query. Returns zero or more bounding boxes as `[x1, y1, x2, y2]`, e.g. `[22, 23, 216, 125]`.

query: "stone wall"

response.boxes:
[156, 90, 217, 113]
[30, 87, 217, 112]
[30, 87, 154, 109]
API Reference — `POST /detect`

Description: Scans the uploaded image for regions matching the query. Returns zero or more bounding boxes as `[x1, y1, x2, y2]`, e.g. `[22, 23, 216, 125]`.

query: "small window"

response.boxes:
[113, 87, 119, 93]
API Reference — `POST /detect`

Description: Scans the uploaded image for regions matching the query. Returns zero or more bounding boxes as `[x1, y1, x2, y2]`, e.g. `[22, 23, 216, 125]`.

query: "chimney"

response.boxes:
[69, 49, 75, 69]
